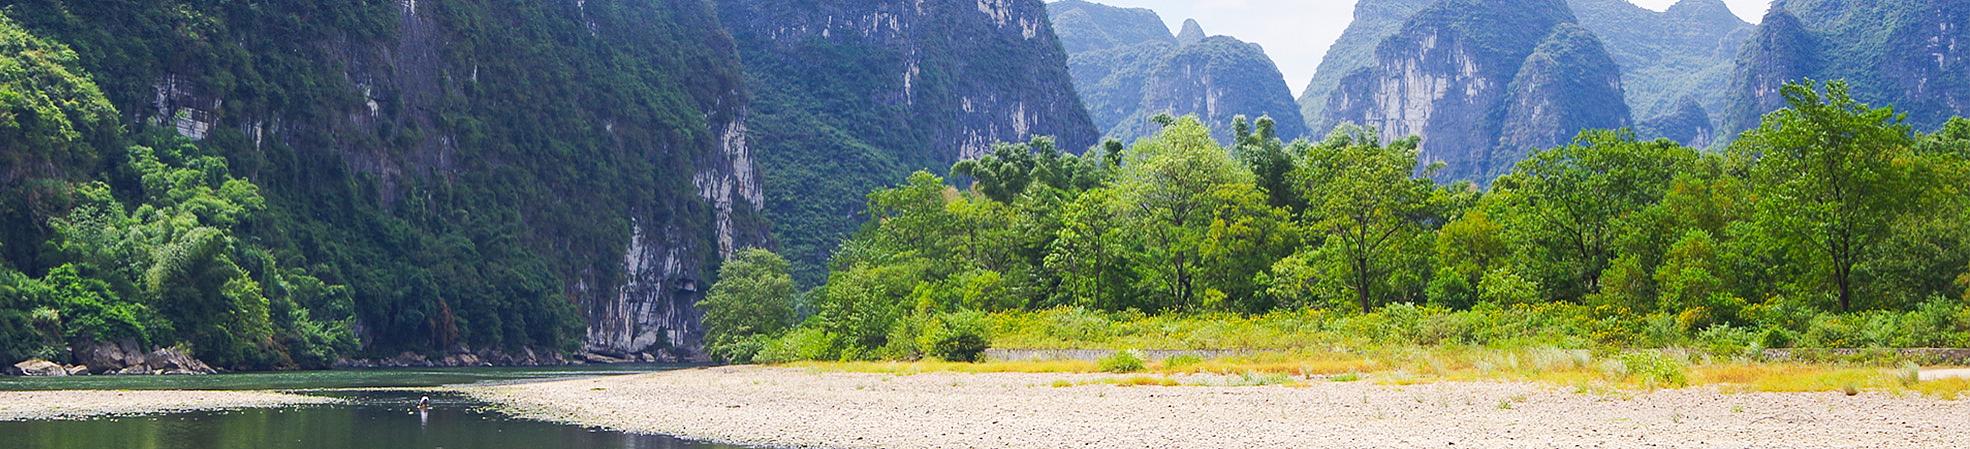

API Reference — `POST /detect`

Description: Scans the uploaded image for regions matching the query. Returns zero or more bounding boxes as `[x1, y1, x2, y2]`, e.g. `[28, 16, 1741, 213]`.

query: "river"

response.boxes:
[0, 365, 751, 449]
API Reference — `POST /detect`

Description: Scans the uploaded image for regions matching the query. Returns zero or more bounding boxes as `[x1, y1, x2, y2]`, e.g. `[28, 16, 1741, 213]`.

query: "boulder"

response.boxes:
[143, 347, 217, 375]
[71, 339, 146, 373]
[13, 359, 69, 377]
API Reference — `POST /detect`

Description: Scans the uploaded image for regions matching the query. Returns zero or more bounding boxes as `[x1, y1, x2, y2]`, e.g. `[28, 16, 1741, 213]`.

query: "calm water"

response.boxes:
[0, 367, 754, 449]
[0, 363, 693, 391]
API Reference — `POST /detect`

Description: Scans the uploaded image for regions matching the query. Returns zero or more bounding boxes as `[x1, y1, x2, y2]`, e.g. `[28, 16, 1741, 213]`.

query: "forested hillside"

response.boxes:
[1, 0, 767, 368]
[1048, 1, 1307, 144]
[707, 81, 1970, 365]
[1725, 0, 1970, 135]
[718, 0, 1098, 283]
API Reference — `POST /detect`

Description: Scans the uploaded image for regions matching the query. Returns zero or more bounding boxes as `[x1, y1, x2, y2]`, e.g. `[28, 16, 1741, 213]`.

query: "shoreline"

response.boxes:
[0, 390, 339, 421]
[466, 366, 1970, 449]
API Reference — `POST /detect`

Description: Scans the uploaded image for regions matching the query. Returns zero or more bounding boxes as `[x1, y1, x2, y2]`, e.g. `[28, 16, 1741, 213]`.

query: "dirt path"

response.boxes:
[467, 366, 1969, 449]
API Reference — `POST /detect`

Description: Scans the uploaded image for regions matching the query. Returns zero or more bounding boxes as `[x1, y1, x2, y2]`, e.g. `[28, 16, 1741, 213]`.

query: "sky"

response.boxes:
[1078, 0, 1774, 98]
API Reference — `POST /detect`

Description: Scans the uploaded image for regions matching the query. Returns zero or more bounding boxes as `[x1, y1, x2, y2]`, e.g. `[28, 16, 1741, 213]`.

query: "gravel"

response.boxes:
[465, 366, 1970, 449]
[0, 390, 338, 421]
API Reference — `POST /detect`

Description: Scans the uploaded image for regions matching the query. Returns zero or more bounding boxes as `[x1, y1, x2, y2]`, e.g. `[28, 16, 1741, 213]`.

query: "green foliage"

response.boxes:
[763, 82, 1970, 363]
[924, 311, 990, 363]
[1294, 124, 1438, 312]
[1617, 351, 1689, 388]
[1735, 80, 1923, 311]
[1098, 350, 1147, 373]
[701, 249, 799, 363]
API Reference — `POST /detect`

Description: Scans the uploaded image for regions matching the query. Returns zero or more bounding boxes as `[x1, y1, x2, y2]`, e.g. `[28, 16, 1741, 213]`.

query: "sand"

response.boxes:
[465, 366, 1970, 449]
[0, 390, 338, 421]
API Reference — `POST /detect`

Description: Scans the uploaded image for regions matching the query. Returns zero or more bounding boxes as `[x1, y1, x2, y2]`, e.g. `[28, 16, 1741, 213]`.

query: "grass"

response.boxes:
[779, 348, 1970, 399]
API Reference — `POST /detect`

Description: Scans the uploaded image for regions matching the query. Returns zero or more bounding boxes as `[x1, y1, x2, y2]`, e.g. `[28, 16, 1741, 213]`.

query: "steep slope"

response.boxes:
[1049, 2, 1306, 144]
[1049, 0, 1173, 54]
[1568, 0, 1749, 145]
[718, 0, 1099, 282]
[1321, 0, 1631, 182]
[1724, 0, 1970, 134]
[5, 0, 769, 360]
[1296, 0, 1436, 135]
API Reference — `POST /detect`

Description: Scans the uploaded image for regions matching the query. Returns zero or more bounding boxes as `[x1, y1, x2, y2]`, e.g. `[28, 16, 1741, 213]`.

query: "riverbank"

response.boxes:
[467, 365, 1970, 449]
[0, 390, 337, 421]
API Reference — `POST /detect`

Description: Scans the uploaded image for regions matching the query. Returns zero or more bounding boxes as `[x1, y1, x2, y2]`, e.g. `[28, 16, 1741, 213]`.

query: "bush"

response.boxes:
[925, 311, 990, 362]
[755, 326, 840, 363]
[1618, 351, 1689, 388]
[708, 334, 770, 364]
[1099, 350, 1146, 373]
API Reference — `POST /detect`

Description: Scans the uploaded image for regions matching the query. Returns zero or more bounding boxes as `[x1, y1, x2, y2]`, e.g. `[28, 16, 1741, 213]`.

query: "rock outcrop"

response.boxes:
[58, 340, 216, 375]
[1320, 0, 1631, 182]
[1048, 1, 1308, 144]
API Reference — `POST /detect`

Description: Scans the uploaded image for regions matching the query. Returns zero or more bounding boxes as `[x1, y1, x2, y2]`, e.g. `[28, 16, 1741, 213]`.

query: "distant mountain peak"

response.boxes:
[1177, 19, 1206, 45]
[1665, 0, 1748, 27]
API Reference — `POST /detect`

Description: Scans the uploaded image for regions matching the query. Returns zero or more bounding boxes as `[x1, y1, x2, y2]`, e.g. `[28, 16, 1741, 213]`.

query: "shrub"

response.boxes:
[1618, 351, 1689, 388]
[1099, 350, 1146, 373]
[927, 311, 991, 362]
[755, 326, 839, 363]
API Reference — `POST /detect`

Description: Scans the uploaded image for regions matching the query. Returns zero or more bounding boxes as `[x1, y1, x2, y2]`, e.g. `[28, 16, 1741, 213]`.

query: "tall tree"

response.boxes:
[700, 248, 798, 362]
[1294, 124, 1436, 313]
[1734, 80, 1918, 311]
[1110, 118, 1251, 310]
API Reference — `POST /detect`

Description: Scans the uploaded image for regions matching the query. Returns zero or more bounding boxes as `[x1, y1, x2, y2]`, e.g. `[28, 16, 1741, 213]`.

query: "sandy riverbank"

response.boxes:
[0, 390, 338, 421]
[466, 365, 1970, 449]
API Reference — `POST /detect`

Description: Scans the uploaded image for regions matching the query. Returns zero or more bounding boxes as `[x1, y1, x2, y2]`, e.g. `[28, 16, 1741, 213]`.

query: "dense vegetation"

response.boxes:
[718, 0, 1098, 283]
[706, 81, 1970, 363]
[2, 0, 764, 366]
[0, 15, 354, 369]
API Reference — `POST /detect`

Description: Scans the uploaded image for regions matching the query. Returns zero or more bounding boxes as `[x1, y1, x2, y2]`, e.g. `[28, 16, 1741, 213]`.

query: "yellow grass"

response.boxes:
[782, 350, 1970, 399]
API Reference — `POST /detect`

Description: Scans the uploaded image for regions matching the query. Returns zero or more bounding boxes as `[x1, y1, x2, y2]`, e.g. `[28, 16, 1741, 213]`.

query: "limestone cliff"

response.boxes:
[1725, 0, 1970, 134]
[1321, 0, 1630, 182]
[1048, 1, 1307, 144]
[1567, 0, 1749, 146]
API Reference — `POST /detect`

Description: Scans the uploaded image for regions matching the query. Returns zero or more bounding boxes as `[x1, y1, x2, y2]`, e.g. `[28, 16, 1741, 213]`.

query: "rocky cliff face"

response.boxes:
[1296, 0, 1436, 136]
[719, 0, 1098, 281]
[11, 0, 769, 357]
[1496, 25, 1632, 173]
[1567, 0, 1748, 146]
[1725, 0, 1970, 134]
[1049, 2, 1307, 144]
[1321, 0, 1630, 182]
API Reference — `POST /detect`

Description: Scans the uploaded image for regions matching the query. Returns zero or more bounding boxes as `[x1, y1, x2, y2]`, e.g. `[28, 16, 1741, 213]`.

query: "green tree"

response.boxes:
[1489, 130, 1696, 301]
[1734, 80, 1919, 311]
[700, 249, 799, 362]
[1294, 124, 1436, 313]
[1110, 117, 1252, 310]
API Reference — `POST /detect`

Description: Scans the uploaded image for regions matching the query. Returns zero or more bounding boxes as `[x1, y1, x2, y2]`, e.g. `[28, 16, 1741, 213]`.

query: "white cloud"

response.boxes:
[1071, 0, 1771, 97]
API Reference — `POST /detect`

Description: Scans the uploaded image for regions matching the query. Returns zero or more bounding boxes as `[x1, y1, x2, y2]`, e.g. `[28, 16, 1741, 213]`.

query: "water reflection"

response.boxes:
[0, 392, 749, 449]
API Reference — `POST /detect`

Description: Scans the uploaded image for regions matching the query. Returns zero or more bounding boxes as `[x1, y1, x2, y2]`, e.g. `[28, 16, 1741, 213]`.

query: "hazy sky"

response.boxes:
[1077, 0, 1774, 98]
